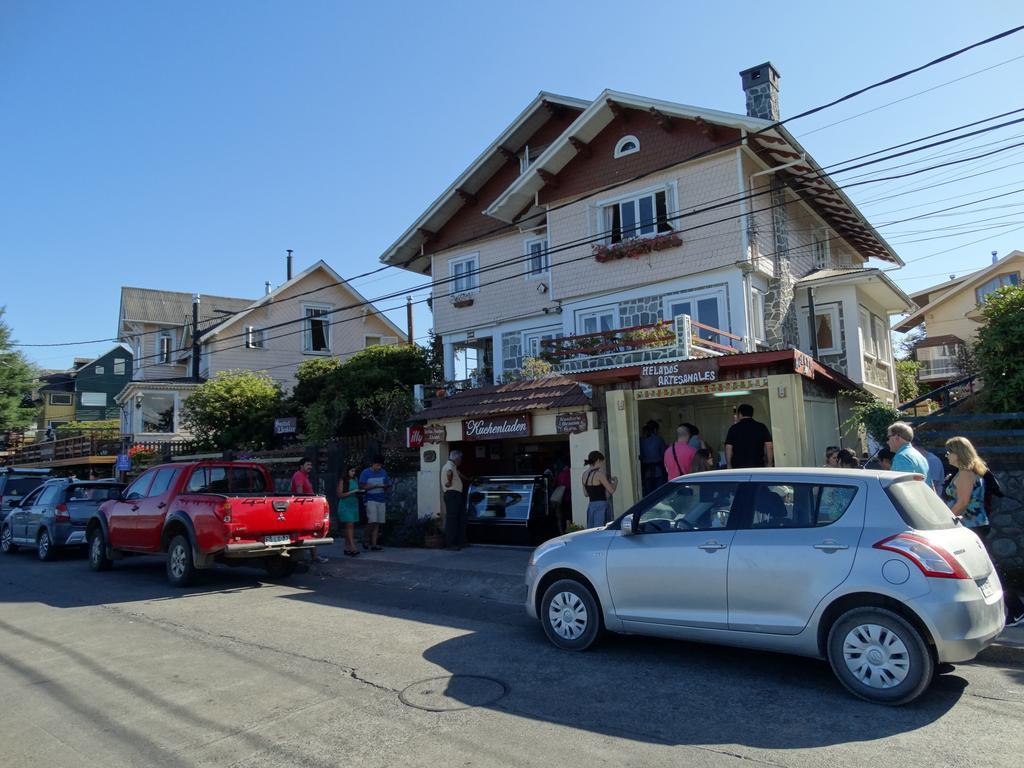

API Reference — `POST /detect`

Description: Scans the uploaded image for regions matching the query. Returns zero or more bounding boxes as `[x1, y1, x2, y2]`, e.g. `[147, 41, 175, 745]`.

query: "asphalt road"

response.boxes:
[1, 549, 1021, 768]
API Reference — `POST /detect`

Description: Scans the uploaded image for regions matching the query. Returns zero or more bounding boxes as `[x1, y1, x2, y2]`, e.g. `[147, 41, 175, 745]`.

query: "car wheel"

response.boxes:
[166, 534, 196, 587]
[539, 578, 602, 651]
[265, 556, 297, 579]
[37, 529, 56, 562]
[827, 606, 934, 705]
[88, 527, 112, 571]
[1, 525, 17, 554]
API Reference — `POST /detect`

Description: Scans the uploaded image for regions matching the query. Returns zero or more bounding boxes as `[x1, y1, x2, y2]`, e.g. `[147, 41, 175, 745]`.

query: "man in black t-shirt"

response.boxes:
[725, 403, 774, 468]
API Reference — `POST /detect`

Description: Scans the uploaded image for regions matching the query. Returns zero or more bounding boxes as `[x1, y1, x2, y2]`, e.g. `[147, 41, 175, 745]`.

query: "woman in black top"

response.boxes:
[582, 451, 616, 528]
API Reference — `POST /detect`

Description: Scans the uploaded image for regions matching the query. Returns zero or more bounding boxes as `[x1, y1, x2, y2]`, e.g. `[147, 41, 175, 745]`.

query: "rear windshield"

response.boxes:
[1, 477, 46, 497]
[186, 466, 268, 494]
[884, 477, 957, 530]
[68, 484, 124, 502]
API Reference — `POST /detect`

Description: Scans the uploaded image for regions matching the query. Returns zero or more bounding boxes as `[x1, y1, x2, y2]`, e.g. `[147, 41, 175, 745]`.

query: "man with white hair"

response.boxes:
[442, 449, 470, 549]
[886, 421, 931, 485]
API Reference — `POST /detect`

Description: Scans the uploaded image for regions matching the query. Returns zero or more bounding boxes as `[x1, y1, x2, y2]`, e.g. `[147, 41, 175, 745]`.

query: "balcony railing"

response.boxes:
[9, 433, 122, 465]
[918, 360, 961, 379]
[540, 316, 742, 373]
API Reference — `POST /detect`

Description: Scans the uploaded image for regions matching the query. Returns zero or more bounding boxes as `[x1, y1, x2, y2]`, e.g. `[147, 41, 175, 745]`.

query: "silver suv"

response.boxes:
[526, 469, 1005, 705]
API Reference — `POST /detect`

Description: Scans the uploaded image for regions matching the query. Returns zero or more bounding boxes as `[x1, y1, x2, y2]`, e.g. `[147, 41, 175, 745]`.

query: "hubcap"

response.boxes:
[91, 535, 101, 563]
[39, 534, 48, 557]
[1, 528, 10, 550]
[170, 545, 186, 578]
[842, 623, 911, 689]
[548, 591, 589, 640]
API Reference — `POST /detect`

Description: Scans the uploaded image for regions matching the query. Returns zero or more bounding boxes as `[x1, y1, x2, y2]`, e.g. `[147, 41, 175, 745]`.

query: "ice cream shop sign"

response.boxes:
[462, 414, 532, 441]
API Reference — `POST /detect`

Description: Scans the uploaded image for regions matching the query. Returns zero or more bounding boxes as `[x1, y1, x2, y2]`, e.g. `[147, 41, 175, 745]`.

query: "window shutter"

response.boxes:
[665, 182, 679, 229]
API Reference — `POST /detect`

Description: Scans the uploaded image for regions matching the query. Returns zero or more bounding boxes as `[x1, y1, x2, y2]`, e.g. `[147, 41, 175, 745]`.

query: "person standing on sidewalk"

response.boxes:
[441, 450, 470, 550]
[725, 404, 774, 469]
[336, 466, 361, 557]
[639, 421, 667, 496]
[359, 457, 389, 551]
[886, 421, 931, 484]
[582, 451, 616, 528]
[663, 424, 697, 481]
[290, 459, 328, 564]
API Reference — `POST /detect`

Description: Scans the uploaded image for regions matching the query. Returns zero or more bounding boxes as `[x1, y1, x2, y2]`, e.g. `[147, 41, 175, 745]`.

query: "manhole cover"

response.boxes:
[399, 675, 508, 711]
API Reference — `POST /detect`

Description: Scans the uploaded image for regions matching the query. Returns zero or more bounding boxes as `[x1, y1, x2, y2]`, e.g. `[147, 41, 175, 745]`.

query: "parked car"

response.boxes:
[87, 461, 332, 586]
[0, 467, 51, 518]
[1, 479, 125, 560]
[525, 469, 1005, 705]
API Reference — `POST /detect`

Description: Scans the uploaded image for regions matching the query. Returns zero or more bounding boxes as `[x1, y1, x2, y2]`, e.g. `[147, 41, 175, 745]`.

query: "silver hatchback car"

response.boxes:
[526, 469, 1005, 705]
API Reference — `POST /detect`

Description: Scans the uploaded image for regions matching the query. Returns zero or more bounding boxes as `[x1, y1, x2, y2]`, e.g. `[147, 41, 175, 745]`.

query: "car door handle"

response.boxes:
[157, 502, 166, 509]
[698, 540, 727, 551]
[131, 505, 139, 511]
[813, 540, 849, 552]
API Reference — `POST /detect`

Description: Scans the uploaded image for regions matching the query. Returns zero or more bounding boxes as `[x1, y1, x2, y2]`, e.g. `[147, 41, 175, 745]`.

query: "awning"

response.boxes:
[414, 377, 590, 422]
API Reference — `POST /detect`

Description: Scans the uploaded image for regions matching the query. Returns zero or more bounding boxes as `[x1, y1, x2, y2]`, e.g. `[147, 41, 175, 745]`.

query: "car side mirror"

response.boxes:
[621, 514, 636, 536]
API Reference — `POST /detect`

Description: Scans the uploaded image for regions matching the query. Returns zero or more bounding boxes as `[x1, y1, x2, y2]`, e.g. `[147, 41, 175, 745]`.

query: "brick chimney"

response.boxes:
[740, 62, 781, 121]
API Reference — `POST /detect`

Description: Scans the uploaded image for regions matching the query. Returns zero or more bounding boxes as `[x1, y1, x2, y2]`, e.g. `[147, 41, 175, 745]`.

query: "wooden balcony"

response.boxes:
[540, 316, 742, 374]
[8, 433, 122, 469]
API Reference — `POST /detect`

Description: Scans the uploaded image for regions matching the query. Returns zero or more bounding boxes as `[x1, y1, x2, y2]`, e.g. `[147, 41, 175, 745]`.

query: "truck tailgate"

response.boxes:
[226, 496, 328, 538]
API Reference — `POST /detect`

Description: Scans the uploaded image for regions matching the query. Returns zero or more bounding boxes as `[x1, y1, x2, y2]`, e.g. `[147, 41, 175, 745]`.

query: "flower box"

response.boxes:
[450, 293, 475, 308]
[593, 232, 682, 263]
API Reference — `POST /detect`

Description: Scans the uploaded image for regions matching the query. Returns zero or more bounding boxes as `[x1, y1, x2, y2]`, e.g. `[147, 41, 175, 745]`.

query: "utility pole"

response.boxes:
[806, 287, 819, 360]
[192, 293, 202, 381]
[406, 296, 414, 346]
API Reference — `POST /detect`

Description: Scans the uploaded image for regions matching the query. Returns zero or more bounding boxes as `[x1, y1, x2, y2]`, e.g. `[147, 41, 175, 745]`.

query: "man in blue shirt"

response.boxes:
[639, 420, 667, 496]
[359, 457, 389, 551]
[886, 421, 931, 485]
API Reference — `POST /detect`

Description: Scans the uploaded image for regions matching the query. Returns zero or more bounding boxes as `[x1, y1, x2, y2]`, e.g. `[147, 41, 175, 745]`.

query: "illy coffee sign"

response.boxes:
[462, 414, 532, 441]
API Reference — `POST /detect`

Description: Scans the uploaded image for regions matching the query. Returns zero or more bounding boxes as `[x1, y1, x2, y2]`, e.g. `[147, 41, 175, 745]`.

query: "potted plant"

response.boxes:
[423, 516, 445, 548]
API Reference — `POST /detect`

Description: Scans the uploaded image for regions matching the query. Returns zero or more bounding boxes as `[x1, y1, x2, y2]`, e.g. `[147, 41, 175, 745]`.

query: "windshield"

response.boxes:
[885, 477, 956, 530]
[1, 477, 47, 497]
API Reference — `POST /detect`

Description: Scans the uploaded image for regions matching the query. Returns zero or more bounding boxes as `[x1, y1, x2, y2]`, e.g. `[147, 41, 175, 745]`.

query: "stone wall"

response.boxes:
[618, 295, 664, 328]
[765, 177, 800, 349]
[988, 465, 1024, 581]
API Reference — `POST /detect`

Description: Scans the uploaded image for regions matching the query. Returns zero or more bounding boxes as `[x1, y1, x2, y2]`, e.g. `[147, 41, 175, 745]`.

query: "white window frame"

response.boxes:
[449, 253, 480, 295]
[596, 182, 677, 244]
[302, 303, 333, 354]
[613, 135, 640, 158]
[94, 365, 104, 375]
[859, 306, 890, 363]
[80, 392, 107, 407]
[244, 326, 266, 350]
[522, 327, 562, 359]
[663, 286, 728, 339]
[799, 304, 842, 356]
[872, 314, 890, 364]
[524, 236, 549, 279]
[137, 391, 179, 436]
[113, 358, 126, 376]
[364, 335, 382, 349]
[158, 332, 174, 365]
[750, 289, 766, 342]
[576, 307, 617, 336]
[812, 229, 831, 270]
[48, 392, 72, 406]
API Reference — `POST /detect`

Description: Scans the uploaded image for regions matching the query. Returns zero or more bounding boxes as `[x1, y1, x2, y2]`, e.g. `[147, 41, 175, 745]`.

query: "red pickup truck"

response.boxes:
[86, 461, 332, 586]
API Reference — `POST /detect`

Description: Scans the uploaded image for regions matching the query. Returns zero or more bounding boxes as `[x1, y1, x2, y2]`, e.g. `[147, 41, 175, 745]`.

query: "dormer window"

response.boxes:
[614, 135, 640, 158]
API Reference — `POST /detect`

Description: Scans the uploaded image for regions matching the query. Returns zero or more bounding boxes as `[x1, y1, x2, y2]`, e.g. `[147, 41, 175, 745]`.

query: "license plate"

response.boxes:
[264, 535, 291, 545]
[980, 579, 994, 598]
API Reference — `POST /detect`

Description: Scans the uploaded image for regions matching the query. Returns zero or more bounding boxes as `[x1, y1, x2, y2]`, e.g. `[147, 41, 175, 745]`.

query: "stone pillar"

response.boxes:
[764, 177, 799, 349]
[739, 62, 781, 121]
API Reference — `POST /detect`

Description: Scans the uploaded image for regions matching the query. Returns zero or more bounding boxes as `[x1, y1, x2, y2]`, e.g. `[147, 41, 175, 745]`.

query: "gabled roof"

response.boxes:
[907, 276, 969, 302]
[120, 287, 254, 330]
[894, 250, 1024, 332]
[484, 89, 902, 266]
[914, 334, 963, 350]
[378, 92, 589, 273]
[200, 259, 407, 342]
[794, 267, 913, 314]
[414, 376, 590, 421]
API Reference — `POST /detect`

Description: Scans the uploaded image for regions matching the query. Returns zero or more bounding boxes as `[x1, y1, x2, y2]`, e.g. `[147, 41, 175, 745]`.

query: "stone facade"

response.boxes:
[744, 82, 780, 123]
[502, 331, 523, 373]
[987, 466, 1024, 581]
[618, 295, 664, 328]
[765, 178, 799, 349]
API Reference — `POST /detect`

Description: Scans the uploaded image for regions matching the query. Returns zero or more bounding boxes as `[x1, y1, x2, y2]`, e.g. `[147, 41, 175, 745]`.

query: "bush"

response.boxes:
[841, 390, 903, 445]
[182, 370, 285, 450]
[974, 285, 1024, 412]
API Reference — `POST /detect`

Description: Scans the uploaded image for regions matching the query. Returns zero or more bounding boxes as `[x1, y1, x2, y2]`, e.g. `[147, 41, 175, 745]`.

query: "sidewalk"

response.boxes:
[306, 541, 1024, 663]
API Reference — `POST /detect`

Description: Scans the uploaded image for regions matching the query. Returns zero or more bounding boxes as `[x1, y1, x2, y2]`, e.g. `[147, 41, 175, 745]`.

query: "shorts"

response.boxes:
[365, 500, 386, 524]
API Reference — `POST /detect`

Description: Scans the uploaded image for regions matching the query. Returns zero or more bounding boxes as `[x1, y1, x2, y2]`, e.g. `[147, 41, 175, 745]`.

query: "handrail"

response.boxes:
[898, 373, 976, 411]
[690, 319, 742, 341]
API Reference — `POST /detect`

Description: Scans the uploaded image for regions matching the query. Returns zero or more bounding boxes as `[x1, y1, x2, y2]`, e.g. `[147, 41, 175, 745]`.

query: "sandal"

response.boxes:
[344, 549, 359, 557]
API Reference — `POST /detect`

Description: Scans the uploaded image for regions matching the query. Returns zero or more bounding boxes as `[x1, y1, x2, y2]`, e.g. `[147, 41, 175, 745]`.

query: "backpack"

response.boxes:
[983, 469, 1004, 514]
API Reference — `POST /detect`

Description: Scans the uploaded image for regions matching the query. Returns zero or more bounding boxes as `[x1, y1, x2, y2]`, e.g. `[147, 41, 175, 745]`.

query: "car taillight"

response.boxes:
[54, 503, 70, 522]
[219, 500, 232, 523]
[874, 533, 970, 579]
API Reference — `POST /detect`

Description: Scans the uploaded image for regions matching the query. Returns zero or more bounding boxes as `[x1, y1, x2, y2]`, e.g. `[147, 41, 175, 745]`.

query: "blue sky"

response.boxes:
[2, 0, 1022, 368]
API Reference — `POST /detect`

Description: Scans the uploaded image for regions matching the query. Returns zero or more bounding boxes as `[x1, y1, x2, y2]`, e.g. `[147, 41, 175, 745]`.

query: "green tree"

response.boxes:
[895, 359, 923, 405]
[181, 370, 285, 450]
[842, 390, 903, 445]
[974, 285, 1024, 412]
[292, 345, 432, 441]
[0, 308, 37, 431]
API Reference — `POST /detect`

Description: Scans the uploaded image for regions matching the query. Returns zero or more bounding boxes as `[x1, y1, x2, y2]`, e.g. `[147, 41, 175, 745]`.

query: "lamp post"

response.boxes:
[192, 293, 201, 382]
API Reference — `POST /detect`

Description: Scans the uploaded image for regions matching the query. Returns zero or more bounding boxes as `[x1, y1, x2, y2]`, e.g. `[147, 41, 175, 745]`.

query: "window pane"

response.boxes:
[655, 190, 672, 233]
[38, 486, 62, 506]
[637, 482, 738, 533]
[147, 468, 180, 497]
[606, 204, 621, 243]
[620, 200, 637, 239]
[670, 301, 692, 319]
[599, 313, 614, 332]
[816, 485, 857, 526]
[141, 393, 175, 433]
[697, 298, 720, 342]
[638, 195, 655, 235]
[816, 314, 834, 350]
[125, 471, 155, 500]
